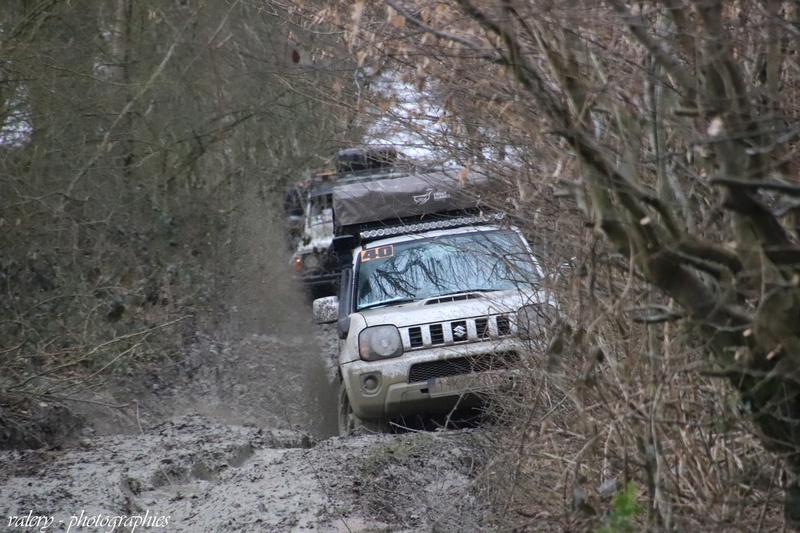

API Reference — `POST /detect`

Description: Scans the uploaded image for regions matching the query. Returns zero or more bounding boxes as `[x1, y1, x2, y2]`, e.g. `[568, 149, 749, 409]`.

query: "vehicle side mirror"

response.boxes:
[312, 296, 339, 324]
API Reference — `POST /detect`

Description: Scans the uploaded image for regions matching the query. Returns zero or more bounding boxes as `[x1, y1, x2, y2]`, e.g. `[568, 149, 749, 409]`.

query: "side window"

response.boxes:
[310, 193, 333, 217]
[284, 187, 304, 217]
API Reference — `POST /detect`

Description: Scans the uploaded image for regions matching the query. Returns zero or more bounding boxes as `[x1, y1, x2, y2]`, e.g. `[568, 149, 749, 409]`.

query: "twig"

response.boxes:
[756, 460, 781, 532]
[65, 34, 182, 197]
[34, 396, 132, 409]
[626, 305, 683, 324]
[7, 316, 189, 392]
[0, 339, 28, 355]
[384, 0, 502, 62]
[710, 176, 800, 197]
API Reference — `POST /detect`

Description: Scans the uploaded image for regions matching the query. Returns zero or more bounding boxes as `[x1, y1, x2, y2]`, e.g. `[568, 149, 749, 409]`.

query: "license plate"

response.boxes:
[427, 371, 510, 398]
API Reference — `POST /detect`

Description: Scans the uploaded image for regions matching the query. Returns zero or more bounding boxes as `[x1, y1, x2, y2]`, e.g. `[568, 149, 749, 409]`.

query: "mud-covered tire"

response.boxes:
[337, 380, 356, 436]
[337, 380, 387, 436]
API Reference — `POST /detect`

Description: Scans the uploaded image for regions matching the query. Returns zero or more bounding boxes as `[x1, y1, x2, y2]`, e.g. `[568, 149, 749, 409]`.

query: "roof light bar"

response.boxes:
[360, 212, 506, 240]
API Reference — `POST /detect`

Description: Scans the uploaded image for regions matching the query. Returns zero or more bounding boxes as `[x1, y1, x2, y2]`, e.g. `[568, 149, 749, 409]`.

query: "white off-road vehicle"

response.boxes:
[313, 168, 554, 435]
[286, 148, 401, 297]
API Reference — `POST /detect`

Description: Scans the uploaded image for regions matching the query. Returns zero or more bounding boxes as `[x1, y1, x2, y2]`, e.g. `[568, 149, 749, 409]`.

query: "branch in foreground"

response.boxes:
[710, 176, 800, 197]
[384, 0, 503, 63]
[626, 305, 683, 324]
[6, 316, 189, 393]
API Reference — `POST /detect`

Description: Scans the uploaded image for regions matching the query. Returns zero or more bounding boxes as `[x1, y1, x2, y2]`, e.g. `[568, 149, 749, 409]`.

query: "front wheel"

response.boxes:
[337, 380, 387, 436]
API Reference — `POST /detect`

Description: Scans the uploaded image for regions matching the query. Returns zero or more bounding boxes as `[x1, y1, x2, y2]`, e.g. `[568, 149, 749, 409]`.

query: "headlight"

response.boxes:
[359, 325, 403, 361]
[303, 252, 321, 270]
[516, 304, 555, 340]
[292, 252, 322, 273]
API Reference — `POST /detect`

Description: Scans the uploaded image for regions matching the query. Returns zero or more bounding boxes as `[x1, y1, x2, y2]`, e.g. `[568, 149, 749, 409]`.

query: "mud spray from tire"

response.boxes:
[0, 190, 488, 532]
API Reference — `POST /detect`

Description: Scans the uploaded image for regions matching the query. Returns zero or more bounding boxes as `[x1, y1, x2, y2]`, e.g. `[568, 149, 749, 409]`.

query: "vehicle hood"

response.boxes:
[357, 288, 550, 328]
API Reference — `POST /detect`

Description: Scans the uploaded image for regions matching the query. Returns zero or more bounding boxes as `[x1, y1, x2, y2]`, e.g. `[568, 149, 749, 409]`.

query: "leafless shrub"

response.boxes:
[298, 0, 800, 527]
[478, 232, 780, 531]
[0, 0, 361, 446]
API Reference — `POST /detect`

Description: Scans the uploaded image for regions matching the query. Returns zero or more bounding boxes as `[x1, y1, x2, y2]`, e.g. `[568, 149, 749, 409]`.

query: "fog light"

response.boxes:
[361, 373, 382, 393]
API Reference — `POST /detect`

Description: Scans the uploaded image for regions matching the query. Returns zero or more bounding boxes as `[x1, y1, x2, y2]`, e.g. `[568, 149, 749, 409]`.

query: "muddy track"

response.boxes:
[1, 324, 489, 533]
[2, 414, 486, 532]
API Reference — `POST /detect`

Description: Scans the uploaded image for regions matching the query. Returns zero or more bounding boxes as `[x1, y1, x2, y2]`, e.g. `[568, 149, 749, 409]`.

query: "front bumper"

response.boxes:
[341, 338, 525, 420]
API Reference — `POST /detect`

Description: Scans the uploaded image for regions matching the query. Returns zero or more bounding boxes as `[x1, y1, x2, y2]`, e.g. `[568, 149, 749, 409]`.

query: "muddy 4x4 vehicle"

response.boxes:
[287, 147, 400, 297]
[312, 168, 556, 435]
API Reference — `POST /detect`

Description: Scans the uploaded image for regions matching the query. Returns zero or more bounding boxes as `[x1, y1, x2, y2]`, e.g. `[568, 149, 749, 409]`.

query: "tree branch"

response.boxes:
[711, 176, 800, 197]
[385, 0, 503, 63]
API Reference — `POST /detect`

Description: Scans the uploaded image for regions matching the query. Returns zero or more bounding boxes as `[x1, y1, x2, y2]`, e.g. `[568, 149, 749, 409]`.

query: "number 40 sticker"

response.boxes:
[360, 245, 394, 262]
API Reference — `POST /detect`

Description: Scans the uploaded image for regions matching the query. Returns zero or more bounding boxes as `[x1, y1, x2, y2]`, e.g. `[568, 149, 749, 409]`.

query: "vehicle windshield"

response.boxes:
[355, 229, 540, 310]
[308, 192, 333, 218]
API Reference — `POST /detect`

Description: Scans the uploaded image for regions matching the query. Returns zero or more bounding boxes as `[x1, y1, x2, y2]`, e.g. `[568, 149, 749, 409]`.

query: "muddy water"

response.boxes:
[161, 330, 340, 440]
[212, 192, 341, 439]
[56, 196, 342, 443]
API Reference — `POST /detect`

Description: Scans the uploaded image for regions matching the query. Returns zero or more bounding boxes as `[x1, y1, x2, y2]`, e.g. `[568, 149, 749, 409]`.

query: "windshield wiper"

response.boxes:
[358, 298, 418, 311]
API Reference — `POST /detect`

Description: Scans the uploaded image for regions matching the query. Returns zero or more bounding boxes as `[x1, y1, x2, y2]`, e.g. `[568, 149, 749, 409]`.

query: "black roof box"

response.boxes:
[332, 167, 490, 229]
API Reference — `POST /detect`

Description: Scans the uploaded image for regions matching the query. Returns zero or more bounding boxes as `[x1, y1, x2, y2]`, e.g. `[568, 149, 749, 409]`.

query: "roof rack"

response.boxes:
[358, 212, 506, 241]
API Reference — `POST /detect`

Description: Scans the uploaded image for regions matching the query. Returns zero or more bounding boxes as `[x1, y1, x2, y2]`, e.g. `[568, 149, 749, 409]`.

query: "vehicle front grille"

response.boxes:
[408, 327, 423, 347]
[402, 314, 513, 350]
[475, 317, 489, 339]
[408, 351, 519, 383]
[430, 323, 445, 345]
[497, 315, 511, 336]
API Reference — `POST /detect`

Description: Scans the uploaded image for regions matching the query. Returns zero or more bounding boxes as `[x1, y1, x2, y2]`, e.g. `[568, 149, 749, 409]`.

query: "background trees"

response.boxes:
[6, 0, 800, 528]
[0, 0, 359, 444]
[306, 0, 800, 529]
